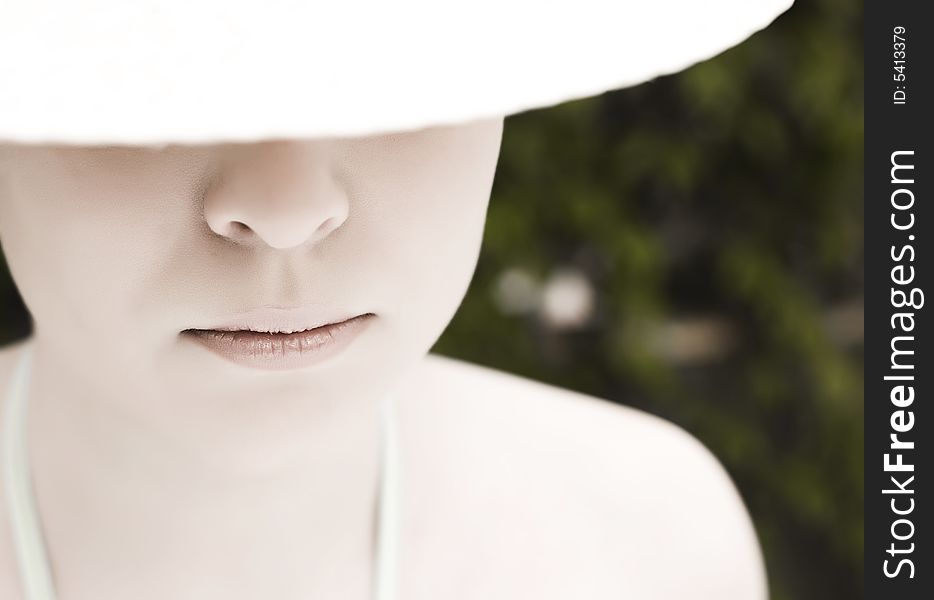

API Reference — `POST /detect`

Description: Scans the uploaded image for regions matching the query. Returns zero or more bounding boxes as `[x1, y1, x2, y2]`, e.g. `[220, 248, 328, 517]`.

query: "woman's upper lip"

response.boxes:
[185, 306, 371, 334]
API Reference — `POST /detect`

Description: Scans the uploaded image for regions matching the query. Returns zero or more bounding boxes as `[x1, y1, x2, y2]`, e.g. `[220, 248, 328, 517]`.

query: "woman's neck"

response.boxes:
[20, 338, 386, 598]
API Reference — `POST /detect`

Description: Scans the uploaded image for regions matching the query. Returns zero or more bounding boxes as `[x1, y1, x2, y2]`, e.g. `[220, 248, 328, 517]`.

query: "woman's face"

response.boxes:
[0, 118, 503, 447]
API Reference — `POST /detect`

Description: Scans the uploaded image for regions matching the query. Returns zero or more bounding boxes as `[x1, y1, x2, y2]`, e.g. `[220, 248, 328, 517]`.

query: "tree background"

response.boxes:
[1, 1, 863, 598]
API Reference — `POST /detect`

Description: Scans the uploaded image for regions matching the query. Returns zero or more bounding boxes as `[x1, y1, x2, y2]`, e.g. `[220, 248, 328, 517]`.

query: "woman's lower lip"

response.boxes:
[181, 313, 375, 371]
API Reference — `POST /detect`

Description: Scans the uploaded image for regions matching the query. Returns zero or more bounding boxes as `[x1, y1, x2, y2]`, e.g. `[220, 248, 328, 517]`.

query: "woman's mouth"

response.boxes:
[181, 313, 375, 371]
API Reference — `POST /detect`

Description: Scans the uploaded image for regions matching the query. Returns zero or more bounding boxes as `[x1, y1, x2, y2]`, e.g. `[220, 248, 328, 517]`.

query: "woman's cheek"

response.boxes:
[12, 186, 170, 339]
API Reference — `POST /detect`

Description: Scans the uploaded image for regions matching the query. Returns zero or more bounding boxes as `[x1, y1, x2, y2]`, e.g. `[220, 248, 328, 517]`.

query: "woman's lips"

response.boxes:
[181, 313, 375, 371]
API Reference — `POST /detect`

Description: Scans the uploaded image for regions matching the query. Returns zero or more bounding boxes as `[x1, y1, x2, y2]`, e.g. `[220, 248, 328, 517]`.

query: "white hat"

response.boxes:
[0, 0, 794, 146]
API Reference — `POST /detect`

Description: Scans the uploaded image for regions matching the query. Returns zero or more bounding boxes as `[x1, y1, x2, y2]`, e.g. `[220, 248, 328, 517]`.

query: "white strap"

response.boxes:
[3, 341, 401, 600]
[3, 342, 57, 600]
[375, 392, 400, 600]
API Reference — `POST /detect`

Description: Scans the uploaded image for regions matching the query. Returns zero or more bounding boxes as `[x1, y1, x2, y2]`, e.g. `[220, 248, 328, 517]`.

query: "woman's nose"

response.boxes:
[202, 141, 349, 250]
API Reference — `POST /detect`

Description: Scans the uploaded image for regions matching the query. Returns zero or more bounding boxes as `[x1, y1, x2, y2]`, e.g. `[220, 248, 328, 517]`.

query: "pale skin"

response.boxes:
[0, 118, 768, 599]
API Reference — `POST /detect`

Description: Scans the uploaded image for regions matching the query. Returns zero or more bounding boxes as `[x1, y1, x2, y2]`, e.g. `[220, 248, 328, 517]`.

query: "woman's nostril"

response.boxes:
[318, 217, 337, 236]
[221, 220, 252, 240]
[208, 219, 251, 243]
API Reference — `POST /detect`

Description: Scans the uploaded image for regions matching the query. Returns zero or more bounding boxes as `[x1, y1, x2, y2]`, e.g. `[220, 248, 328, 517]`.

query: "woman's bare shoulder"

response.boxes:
[0, 347, 768, 599]
[399, 354, 768, 599]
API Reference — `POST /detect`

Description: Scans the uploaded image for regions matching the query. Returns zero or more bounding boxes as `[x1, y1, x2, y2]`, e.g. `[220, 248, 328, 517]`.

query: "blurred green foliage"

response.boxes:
[433, 1, 863, 598]
[0, 1, 862, 597]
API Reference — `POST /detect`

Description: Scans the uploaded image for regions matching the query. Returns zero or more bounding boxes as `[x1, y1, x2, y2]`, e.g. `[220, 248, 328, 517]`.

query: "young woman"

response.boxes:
[0, 1, 794, 598]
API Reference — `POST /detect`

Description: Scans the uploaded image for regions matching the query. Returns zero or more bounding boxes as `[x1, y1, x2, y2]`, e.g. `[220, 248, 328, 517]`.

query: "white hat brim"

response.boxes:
[0, 0, 794, 145]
